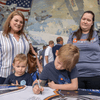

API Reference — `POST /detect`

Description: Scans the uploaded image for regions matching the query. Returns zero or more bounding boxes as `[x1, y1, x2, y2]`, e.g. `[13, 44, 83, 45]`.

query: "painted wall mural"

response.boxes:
[0, 0, 100, 50]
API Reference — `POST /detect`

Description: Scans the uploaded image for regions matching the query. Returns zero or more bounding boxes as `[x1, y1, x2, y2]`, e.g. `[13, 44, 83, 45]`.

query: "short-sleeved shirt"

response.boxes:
[44, 46, 54, 66]
[39, 61, 78, 84]
[4, 73, 33, 86]
[67, 31, 100, 77]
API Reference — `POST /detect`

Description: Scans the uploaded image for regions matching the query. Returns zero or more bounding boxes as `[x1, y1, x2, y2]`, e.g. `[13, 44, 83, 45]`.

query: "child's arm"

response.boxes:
[32, 79, 44, 94]
[30, 44, 37, 56]
[36, 56, 43, 73]
[48, 78, 78, 90]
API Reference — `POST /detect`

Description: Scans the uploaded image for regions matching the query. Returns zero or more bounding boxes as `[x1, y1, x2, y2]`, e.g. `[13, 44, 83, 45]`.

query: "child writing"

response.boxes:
[32, 44, 80, 94]
[4, 53, 33, 86]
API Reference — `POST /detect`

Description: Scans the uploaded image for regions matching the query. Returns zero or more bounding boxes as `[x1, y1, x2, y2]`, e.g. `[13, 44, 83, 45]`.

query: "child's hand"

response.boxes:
[11, 80, 19, 86]
[33, 84, 44, 94]
[48, 81, 56, 89]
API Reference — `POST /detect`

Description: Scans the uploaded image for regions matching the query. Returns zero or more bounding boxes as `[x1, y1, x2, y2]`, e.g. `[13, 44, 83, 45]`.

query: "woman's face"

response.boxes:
[80, 13, 93, 33]
[10, 15, 23, 34]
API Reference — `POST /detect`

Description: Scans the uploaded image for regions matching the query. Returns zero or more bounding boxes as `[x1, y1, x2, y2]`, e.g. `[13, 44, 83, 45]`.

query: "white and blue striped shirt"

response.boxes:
[0, 31, 32, 78]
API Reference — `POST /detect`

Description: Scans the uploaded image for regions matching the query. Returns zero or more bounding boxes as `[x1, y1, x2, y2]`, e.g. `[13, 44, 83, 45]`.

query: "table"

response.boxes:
[0, 86, 55, 100]
[0, 86, 100, 100]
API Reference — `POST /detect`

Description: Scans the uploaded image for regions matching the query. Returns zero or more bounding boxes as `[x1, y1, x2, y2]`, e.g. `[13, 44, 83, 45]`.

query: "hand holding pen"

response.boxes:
[36, 73, 43, 94]
[32, 73, 44, 94]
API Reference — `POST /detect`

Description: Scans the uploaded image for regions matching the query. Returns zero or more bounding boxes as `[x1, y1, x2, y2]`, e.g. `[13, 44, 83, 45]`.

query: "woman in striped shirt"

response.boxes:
[0, 10, 37, 84]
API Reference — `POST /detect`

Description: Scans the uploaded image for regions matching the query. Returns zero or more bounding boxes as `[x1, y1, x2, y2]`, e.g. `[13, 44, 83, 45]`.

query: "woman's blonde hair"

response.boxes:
[58, 43, 79, 72]
[3, 10, 25, 37]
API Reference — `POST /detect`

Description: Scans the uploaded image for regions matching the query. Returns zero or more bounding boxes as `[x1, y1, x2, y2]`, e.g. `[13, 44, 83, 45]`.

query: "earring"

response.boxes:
[9, 25, 11, 28]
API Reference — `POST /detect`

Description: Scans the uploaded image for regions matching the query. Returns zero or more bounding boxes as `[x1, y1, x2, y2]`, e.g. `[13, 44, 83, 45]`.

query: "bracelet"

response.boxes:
[32, 83, 38, 88]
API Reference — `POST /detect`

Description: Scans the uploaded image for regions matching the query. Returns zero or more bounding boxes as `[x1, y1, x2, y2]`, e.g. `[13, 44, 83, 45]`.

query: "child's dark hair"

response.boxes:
[57, 44, 79, 72]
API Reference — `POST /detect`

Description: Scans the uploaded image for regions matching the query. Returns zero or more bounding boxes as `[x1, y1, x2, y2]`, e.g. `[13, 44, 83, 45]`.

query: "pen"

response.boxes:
[36, 73, 42, 94]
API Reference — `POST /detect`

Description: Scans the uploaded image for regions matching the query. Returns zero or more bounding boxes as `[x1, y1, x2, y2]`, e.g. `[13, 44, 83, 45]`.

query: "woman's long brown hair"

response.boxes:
[3, 10, 25, 37]
[73, 11, 95, 41]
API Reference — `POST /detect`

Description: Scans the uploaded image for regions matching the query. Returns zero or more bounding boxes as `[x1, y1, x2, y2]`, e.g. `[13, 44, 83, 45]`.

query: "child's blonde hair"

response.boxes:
[57, 43, 79, 72]
[13, 53, 27, 64]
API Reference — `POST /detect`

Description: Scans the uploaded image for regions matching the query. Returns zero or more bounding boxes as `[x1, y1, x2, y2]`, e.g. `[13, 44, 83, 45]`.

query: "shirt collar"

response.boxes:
[9, 33, 22, 38]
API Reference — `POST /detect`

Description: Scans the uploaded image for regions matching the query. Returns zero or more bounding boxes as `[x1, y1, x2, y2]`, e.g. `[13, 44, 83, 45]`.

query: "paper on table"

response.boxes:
[27, 87, 55, 100]
[0, 86, 55, 100]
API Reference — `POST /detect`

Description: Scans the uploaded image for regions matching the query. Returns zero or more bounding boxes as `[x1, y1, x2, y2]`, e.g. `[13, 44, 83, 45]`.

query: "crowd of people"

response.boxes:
[0, 10, 100, 95]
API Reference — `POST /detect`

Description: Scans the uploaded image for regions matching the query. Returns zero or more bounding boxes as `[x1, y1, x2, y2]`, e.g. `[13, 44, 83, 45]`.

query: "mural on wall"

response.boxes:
[0, 0, 100, 49]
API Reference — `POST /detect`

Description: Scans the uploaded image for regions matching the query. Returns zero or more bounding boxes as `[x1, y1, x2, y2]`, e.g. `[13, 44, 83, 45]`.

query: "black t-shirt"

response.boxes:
[39, 61, 79, 84]
[4, 73, 33, 86]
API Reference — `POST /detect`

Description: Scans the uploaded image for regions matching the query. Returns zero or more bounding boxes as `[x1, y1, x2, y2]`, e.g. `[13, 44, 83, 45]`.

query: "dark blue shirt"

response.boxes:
[39, 61, 78, 84]
[4, 73, 33, 86]
[52, 44, 62, 60]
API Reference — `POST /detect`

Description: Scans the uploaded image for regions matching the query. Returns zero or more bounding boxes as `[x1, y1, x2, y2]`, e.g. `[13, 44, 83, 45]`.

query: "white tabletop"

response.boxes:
[0, 86, 55, 100]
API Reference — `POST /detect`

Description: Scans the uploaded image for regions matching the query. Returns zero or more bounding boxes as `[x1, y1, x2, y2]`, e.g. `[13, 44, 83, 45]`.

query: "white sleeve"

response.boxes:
[45, 47, 49, 56]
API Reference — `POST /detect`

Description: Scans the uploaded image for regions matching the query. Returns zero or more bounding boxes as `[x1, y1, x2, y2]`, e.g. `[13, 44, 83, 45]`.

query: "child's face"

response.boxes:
[54, 56, 65, 70]
[13, 60, 27, 76]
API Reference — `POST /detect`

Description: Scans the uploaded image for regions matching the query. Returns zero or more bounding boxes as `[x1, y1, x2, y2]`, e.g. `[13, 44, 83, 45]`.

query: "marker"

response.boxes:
[36, 73, 42, 94]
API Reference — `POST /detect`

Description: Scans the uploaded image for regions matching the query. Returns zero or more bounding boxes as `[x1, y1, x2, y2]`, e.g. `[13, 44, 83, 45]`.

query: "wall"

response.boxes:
[0, 0, 100, 50]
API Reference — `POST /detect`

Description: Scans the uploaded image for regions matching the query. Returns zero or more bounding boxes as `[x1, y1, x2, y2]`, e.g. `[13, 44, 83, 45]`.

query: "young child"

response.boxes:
[32, 44, 80, 94]
[4, 53, 33, 86]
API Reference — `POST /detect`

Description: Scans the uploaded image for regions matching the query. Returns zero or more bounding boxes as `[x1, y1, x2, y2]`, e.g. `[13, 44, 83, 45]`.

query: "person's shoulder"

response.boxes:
[71, 66, 78, 72]
[53, 44, 60, 49]
[44, 61, 54, 69]
[7, 73, 14, 78]
[47, 61, 54, 65]
[70, 30, 77, 36]
[93, 30, 97, 33]
[45, 46, 50, 52]
[93, 30, 98, 37]
[93, 30, 98, 34]
[70, 32, 75, 36]
[56, 44, 62, 47]
[45, 46, 49, 50]
[47, 46, 51, 49]
[52, 45, 55, 50]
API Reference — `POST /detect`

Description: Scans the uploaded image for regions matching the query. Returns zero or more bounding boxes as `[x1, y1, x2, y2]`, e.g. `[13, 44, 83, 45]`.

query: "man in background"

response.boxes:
[52, 37, 63, 60]
[44, 40, 54, 66]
